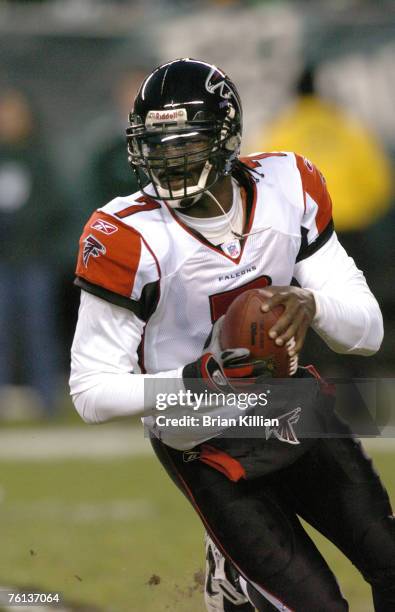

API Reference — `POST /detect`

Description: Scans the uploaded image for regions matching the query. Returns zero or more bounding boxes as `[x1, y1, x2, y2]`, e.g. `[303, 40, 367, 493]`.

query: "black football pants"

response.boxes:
[151, 436, 395, 611]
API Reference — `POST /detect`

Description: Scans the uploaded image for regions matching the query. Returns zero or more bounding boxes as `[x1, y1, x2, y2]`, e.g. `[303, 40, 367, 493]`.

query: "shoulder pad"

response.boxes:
[75, 209, 159, 299]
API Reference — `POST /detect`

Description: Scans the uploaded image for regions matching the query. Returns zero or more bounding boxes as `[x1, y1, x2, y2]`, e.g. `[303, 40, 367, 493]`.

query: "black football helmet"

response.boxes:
[126, 58, 242, 206]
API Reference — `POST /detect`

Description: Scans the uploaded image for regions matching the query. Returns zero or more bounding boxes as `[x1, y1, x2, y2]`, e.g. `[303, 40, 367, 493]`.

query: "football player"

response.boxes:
[70, 59, 395, 611]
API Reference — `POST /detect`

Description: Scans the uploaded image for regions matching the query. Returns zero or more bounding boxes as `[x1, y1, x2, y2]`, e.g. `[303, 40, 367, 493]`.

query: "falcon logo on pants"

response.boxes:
[265, 406, 301, 445]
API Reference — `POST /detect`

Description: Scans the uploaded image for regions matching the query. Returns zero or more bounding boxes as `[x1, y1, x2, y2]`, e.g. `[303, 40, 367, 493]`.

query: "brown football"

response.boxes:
[220, 289, 293, 378]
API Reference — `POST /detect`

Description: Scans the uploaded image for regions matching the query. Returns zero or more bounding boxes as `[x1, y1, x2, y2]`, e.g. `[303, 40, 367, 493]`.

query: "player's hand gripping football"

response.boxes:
[260, 286, 316, 356]
[182, 316, 274, 394]
[205, 316, 275, 384]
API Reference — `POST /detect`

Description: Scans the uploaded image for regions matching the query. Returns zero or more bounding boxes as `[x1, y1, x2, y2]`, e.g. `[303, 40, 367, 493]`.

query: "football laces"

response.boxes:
[286, 337, 299, 376]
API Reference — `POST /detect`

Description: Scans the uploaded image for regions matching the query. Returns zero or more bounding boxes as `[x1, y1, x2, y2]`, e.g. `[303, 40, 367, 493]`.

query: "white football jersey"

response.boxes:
[75, 152, 333, 373]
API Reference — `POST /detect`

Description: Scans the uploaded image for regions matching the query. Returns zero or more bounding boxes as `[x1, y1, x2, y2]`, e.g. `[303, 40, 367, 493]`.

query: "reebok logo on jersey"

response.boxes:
[83, 234, 106, 267]
[91, 218, 118, 235]
[265, 407, 301, 445]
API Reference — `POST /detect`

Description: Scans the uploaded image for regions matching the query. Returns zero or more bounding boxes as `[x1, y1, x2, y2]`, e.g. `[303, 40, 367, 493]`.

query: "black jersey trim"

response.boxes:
[296, 219, 334, 263]
[74, 277, 160, 323]
[232, 163, 256, 228]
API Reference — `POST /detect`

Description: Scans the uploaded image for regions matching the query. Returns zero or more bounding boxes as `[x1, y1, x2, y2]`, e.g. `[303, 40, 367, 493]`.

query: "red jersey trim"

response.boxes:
[295, 154, 333, 232]
[76, 209, 162, 301]
[76, 210, 142, 298]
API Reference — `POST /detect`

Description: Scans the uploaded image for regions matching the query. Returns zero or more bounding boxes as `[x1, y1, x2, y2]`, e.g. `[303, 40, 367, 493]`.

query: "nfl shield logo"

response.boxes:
[222, 240, 241, 259]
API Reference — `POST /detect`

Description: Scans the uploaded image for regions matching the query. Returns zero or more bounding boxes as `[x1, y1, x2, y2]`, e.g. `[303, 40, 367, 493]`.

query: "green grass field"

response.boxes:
[0, 435, 393, 611]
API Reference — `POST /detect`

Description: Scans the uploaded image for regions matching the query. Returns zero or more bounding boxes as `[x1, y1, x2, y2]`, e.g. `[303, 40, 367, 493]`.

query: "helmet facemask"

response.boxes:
[127, 108, 240, 208]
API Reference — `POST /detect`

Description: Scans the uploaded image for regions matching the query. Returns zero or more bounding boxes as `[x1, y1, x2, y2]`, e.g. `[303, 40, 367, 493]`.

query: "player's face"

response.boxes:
[142, 133, 214, 195]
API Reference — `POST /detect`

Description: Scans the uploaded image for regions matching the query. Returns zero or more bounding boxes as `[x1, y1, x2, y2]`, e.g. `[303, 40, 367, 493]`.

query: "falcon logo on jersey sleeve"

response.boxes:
[83, 234, 106, 267]
[265, 406, 301, 445]
[90, 218, 118, 235]
[76, 210, 146, 298]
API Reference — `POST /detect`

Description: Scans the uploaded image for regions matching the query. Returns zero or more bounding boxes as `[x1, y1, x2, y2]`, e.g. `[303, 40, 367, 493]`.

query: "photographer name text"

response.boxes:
[155, 414, 279, 428]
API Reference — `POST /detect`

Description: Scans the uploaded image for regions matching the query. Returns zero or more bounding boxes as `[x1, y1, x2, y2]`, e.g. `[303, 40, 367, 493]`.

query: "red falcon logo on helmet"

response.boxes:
[265, 407, 301, 445]
[83, 234, 106, 267]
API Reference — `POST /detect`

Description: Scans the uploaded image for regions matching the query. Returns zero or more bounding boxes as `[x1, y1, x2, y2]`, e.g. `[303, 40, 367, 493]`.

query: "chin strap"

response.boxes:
[205, 188, 241, 237]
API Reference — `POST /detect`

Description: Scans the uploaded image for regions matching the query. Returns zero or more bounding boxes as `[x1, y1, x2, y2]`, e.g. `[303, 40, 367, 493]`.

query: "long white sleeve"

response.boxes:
[69, 291, 182, 423]
[294, 233, 384, 355]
